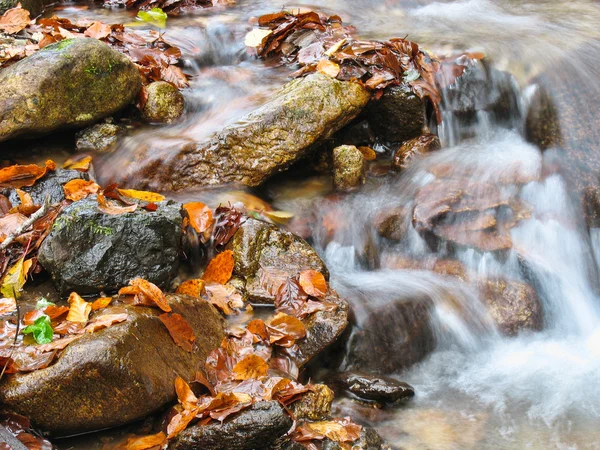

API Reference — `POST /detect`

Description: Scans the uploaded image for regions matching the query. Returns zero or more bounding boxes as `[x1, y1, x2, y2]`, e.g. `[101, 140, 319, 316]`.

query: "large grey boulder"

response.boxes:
[39, 196, 183, 295]
[109, 73, 370, 190]
[0, 296, 225, 436]
[5, 169, 89, 206]
[0, 38, 141, 143]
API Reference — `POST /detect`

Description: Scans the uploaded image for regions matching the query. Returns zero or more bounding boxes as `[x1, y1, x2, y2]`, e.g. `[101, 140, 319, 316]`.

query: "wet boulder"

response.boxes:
[5, 169, 89, 206]
[141, 81, 185, 123]
[321, 427, 387, 450]
[169, 401, 292, 450]
[288, 384, 334, 421]
[326, 371, 414, 404]
[110, 73, 370, 190]
[38, 196, 182, 295]
[333, 145, 366, 190]
[0, 0, 52, 16]
[75, 122, 124, 153]
[0, 296, 225, 436]
[478, 278, 543, 335]
[227, 217, 328, 303]
[0, 39, 141, 143]
[366, 84, 426, 144]
[391, 133, 441, 171]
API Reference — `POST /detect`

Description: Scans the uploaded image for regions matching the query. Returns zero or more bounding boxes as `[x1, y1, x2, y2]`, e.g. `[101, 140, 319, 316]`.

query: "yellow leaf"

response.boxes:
[324, 38, 347, 56]
[263, 210, 294, 224]
[232, 354, 269, 380]
[1, 257, 32, 299]
[66, 292, 92, 323]
[63, 155, 92, 172]
[244, 28, 272, 48]
[118, 189, 165, 203]
[317, 59, 340, 78]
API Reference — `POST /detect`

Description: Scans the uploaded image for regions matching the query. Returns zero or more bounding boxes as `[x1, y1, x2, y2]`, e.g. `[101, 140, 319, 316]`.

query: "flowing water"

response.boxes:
[40, 0, 600, 448]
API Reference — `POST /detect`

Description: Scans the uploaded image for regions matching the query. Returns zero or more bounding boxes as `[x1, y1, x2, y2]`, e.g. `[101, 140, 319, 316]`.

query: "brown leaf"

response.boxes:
[292, 417, 362, 443]
[175, 376, 198, 405]
[232, 354, 269, 381]
[202, 250, 234, 285]
[159, 312, 195, 352]
[91, 296, 112, 311]
[0, 6, 31, 34]
[0, 160, 56, 189]
[63, 179, 101, 201]
[358, 146, 377, 161]
[167, 407, 198, 439]
[84, 312, 128, 333]
[124, 432, 167, 450]
[0, 297, 16, 315]
[176, 279, 205, 298]
[298, 270, 327, 298]
[274, 278, 307, 316]
[162, 65, 189, 88]
[0, 213, 27, 241]
[37, 334, 82, 352]
[44, 305, 69, 321]
[204, 283, 243, 315]
[266, 313, 306, 347]
[84, 21, 111, 39]
[97, 192, 138, 215]
[66, 292, 92, 323]
[130, 278, 171, 312]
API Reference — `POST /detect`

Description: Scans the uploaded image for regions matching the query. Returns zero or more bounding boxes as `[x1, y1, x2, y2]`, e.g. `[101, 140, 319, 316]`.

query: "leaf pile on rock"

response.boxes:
[0, 6, 188, 87]
[0, 411, 54, 449]
[245, 10, 442, 121]
[107, 0, 233, 16]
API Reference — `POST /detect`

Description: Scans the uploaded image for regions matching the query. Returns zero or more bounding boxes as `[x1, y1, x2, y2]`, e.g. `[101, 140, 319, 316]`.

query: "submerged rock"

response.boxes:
[326, 371, 414, 404]
[392, 133, 441, 171]
[75, 122, 123, 153]
[5, 169, 89, 206]
[141, 81, 185, 123]
[0, 0, 52, 16]
[169, 401, 292, 450]
[227, 217, 328, 303]
[112, 73, 370, 190]
[0, 39, 141, 143]
[366, 84, 426, 144]
[289, 384, 334, 420]
[0, 296, 225, 436]
[38, 196, 182, 295]
[479, 278, 543, 335]
[321, 427, 388, 450]
[333, 145, 366, 190]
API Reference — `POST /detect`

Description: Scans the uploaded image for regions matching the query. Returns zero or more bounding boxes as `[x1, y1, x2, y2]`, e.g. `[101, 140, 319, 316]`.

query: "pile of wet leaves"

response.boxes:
[107, 0, 234, 15]
[0, 5, 188, 87]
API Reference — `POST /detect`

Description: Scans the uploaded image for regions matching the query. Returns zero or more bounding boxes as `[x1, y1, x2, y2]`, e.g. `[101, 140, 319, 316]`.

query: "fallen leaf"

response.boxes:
[292, 417, 362, 443]
[266, 313, 306, 347]
[274, 278, 307, 316]
[232, 354, 269, 381]
[298, 270, 327, 298]
[244, 28, 272, 49]
[202, 250, 234, 285]
[262, 210, 294, 224]
[37, 334, 82, 352]
[183, 202, 213, 238]
[130, 278, 171, 312]
[0, 297, 16, 315]
[22, 315, 53, 344]
[124, 431, 167, 450]
[1, 256, 33, 299]
[358, 146, 377, 160]
[176, 279, 205, 298]
[159, 312, 195, 352]
[118, 188, 165, 203]
[84, 21, 111, 39]
[84, 312, 128, 333]
[91, 296, 112, 310]
[0, 6, 31, 34]
[317, 58, 340, 78]
[66, 292, 92, 323]
[97, 192, 138, 215]
[0, 160, 56, 189]
[63, 155, 92, 171]
[204, 283, 243, 315]
[63, 179, 101, 201]
[137, 7, 167, 28]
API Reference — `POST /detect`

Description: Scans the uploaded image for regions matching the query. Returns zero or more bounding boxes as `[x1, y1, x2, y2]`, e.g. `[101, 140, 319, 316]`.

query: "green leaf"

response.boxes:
[404, 67, 421, 83]
[22, 315, 54, 344]
[137, 7, 167, 28]
[36, 297, 55, 309]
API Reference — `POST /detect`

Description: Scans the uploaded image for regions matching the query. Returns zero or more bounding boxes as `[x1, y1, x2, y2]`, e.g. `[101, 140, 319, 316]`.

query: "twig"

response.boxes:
[0, 196, 51, 251]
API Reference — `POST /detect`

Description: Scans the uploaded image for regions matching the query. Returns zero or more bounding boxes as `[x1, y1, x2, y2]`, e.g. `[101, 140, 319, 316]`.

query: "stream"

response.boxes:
[22, 0, 600, 448]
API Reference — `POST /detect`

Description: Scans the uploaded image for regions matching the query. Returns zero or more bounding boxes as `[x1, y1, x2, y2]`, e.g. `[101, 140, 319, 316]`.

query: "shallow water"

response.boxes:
[41, 0, 600, 448]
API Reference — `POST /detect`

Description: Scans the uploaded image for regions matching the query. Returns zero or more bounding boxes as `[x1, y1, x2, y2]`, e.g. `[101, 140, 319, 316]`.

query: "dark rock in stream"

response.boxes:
[366, 84, 427, 144]
[109, 73, 370, 190]
[274, 427, 388, 450]
[326, 371, 415, 404]
[38, 196, 182, 295]
[0, 39, 141, 143]
[75, 122, 124, 153]
[168, 401, 292, 450]
[0, 295, 225, 436]
[4, 169, 89, 206]
[391, 133, 441, 171]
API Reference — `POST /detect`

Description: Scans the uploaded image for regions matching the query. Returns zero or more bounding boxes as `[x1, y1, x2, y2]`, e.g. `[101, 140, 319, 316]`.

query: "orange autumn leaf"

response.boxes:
[202, 250, 234, 285]
[176, 279, 205, 298]
[91, 296, 112, 311]
[266, 312, 306, 347]
[118, 285, 140, 296]
[358, 146, 377, 161]
[37, 335, 82, 352]
[204, 283, 243, 315]
[175, 376, 198, 405]
[83, 21, 111, 39]
[117, 189, 165, 203]
[299, 270, 327, 298]
[0, 5, 30, 34]
[232, 354, 269, 380]
[97, 192, 137, 215]
[124, 432, 167, 450]
[159, 312, 195, 352]
[317, 58, 341, 78]
[63, 155, 92, 172]
[183, 202, 214, 235]
[292, 417, 362, 443]
[66, 292, 92, 323]
[167, 407, 198, 440]
[84, 312, 128, 333]
[63, 179, 101, 201]
[0, 160, 56, 189]
[130, 278, 171, 312]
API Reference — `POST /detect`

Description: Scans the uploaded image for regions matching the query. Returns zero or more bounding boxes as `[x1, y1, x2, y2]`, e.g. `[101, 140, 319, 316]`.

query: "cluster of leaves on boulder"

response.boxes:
[245, 9, 443, 121]
[105, 0, 234, 16]
[0, 5, 188, 87]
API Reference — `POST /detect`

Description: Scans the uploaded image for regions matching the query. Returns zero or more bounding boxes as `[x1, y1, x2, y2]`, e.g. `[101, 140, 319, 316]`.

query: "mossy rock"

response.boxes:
[0, 38, 141, 143]
[142, 81, 185, 123]
[0, 295, 225, 436]
[332, 144, 366, 190]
